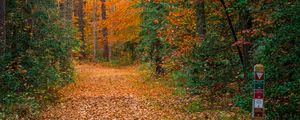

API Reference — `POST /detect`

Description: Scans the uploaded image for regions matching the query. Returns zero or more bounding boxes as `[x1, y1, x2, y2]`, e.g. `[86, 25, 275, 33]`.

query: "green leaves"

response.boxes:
[138, 1, 170, 62]
[246, 0, 300, 118]
[138, 0, 299, 119]
[0, 0, 77, 118]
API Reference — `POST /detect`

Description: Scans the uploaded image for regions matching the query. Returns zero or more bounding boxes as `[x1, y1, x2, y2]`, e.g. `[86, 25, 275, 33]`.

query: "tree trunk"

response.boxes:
[154, 40, 163, 75]
[196, 0, 205, 39]
[240, 9, 252, 82]
[93, 0, 98, 61]
[78, 0, 85, 59]
[108, 5, 115, 61]
[220, 0, 248, 93]
[64, 0, 73, 24]
[219, 0, 244, 68]
[0, 0, 5, 54]
[59, 1, 64, 18]
[101, 0, 109, 61]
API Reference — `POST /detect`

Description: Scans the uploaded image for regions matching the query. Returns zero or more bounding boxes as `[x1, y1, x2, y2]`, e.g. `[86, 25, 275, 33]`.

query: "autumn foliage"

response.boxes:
[0, 0, 299, 119]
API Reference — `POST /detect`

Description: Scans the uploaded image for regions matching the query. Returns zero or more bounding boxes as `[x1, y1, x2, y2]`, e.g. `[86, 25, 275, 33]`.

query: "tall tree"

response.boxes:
[239, 8, 251, 82]
[139, 1, 168, 75]
[219, 0, 245, 78]
[101, 0, 109, 60]
[196, 0, 205, 39]
[1, 0, 77, 117]
[0, 0, 5, 54]
[64, 0, 73, 23]
[59, 1, 64, 18]
[77, 0, 86, 59]
[93, 0, 98, 61]
[109, 4, 116, 61]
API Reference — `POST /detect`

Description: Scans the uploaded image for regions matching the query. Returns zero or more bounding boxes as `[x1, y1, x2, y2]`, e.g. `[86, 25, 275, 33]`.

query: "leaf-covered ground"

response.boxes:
[39, 63, 247, 119]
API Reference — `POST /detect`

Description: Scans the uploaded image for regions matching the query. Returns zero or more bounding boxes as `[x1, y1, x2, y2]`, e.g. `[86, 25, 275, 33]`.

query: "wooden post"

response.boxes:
[252, 64, 265, 119]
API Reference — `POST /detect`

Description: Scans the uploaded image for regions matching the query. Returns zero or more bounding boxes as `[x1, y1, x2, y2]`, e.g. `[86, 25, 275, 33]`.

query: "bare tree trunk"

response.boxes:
[196, 0, 205, 39]
[101, 0, 109, 61]
[0, 0, 6, 54]
[93, 0, 98, 61]
[78, 0, 85, 59]
[108, 5, 115, 61]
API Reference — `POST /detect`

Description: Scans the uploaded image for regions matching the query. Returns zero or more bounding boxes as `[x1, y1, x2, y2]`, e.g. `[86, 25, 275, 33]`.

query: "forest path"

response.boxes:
[39, 63, 194, 119]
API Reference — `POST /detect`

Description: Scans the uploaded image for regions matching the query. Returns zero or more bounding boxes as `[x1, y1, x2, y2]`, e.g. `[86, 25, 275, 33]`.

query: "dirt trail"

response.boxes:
[39, 63, 182, 119]
[39, 63, 245, 120]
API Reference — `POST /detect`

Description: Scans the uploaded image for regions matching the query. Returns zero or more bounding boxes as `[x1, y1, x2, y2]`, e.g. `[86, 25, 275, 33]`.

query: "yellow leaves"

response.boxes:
[81, 0, 141, 47]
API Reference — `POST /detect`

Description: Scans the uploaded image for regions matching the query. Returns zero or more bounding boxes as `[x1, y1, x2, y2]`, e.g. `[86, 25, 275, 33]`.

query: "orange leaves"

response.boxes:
[164, 4, 197, 57]
[104, 0, 141, 42]
[81, 0, 141, 48]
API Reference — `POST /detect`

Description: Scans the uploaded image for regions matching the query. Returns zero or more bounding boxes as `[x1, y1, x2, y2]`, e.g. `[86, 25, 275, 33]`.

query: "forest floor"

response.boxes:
[39, 63, 247, 120]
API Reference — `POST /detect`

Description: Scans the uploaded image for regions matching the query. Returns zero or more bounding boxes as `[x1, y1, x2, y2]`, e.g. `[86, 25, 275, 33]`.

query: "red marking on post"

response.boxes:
[254, 108, 264, 117]
[254, 89, 264, 99]
[253, 64, 265, 119]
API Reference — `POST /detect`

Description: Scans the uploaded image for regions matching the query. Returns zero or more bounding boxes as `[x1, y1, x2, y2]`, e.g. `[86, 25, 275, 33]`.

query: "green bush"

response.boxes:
[236, 1, 300, 119]
[0, 0, 78, 119]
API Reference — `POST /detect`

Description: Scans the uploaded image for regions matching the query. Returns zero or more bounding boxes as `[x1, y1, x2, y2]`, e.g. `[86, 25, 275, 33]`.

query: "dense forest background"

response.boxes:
[0, 0, 299, 119]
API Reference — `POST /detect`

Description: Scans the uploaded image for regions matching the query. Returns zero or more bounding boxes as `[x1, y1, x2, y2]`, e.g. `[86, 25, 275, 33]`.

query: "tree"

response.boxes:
[196, 0, 205, 39]
[101, 0, 109, 61]
[77, 0, 86, 59]
[108, 4, 116, 61]
[139, 1, 170, 75]
[74, 0, 139, 61]
[1, 0, 77, 118]
[249, 1, 299, 118]
[0, 0, 5, 54]
[92, 0, 98, 61]
[219, 0, 246, 85]
[64, 0, 73, 24]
